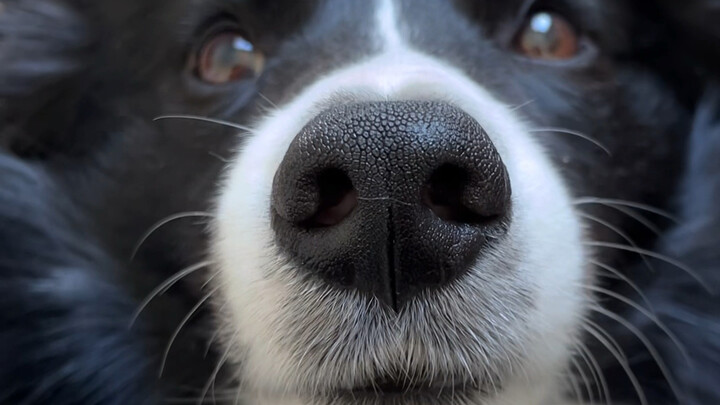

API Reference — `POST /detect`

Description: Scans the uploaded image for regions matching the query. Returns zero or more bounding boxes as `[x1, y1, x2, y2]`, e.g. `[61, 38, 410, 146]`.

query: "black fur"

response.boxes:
[0, 156, 157, 404]
[596, 86, 720, 405]
[0, 0, 718, 403]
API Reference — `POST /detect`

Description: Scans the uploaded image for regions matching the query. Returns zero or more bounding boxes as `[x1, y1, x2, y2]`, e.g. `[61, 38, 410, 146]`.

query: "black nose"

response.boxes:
[271, 101, 511, 311]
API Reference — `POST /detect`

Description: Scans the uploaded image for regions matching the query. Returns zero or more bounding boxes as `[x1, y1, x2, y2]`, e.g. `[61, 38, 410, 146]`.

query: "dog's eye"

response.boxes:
[514, 12, 579, 60]
[195, 32, 264, 84]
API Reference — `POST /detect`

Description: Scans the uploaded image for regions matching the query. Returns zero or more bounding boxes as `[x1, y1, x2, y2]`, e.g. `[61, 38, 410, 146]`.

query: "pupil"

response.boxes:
[216, 42, 237, 66]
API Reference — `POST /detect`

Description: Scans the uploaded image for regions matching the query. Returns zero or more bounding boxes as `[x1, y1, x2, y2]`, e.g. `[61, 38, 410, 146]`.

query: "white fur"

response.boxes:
[212, 0, 588, 403]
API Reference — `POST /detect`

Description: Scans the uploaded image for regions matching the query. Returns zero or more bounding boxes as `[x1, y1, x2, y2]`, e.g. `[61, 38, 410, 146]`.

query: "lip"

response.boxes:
[339, 377, 487, 398]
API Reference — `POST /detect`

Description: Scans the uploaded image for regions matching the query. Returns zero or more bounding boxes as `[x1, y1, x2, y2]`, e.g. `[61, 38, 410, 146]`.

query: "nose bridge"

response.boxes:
[271, 101, 511, 311]
[327, 56, 467, 102]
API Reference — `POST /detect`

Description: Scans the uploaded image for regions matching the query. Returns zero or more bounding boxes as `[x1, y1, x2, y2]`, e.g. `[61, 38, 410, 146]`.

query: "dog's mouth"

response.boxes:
[334, 376, 494, 399]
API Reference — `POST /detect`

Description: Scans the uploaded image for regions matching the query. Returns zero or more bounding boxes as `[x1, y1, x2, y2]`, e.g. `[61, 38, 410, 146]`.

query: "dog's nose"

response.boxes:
[271, 101, 511, 311]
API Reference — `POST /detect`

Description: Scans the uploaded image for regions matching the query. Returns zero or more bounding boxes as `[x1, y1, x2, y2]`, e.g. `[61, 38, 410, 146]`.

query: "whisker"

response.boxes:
[582, 322, 648, 405]
[590, 259, 654, 310]
[198, 329, 240, 405]
[569, 354, 594, 403]
[583, 317, 626, 361]
[163, 396, 238, 404]
[131, 211, 215, 260]
[166, 385, 239, 398]
[579, 211, 655, 272]
[160, 285, 222, 377]
[204, 300, 228, 358]
[575, 338, 611, 405]
[591, 305, 684, 404]
[529, 127, 612, 156]
[585, 241, 712, 293]
[200, 271, 221, 291]
[258, 92, 279, 110]
[616, 207, 662, 235]
[584, 285, 690, 364]
[154, 115, 254, 132]
[563, 368, 583, 403]
[162, 390, 240, 404]
[582, 202, 662, 235]
[508, 99, 535, 112]
[129, 260, 213, 328]
[234, 384, 243, 405]
[208, 151, 232, 164]
[574, 197, 678, 223]
[615, 208, 662, 235]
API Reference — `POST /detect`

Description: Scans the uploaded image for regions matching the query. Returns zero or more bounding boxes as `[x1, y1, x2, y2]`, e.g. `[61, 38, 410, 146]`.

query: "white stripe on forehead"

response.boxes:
[376, 0, 404, 51]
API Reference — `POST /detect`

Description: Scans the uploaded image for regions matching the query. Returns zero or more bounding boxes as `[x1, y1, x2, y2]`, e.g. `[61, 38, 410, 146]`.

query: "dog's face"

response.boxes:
[209, 1, 684, 403]
[1, 0, 688, 404]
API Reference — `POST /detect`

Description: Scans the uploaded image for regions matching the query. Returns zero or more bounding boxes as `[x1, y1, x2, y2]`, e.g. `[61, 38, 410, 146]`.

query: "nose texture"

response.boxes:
[271, 101, 511, 311]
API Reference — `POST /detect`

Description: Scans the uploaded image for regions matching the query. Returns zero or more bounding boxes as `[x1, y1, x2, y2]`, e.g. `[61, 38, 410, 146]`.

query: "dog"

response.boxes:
[0, 0, 718, 404]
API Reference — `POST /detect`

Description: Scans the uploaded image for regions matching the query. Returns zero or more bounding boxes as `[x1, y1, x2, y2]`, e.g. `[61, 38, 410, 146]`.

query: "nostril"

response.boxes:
[302, 168, 358, 228]
[272, 101, 513, 310]
[422, 164, 501, 225]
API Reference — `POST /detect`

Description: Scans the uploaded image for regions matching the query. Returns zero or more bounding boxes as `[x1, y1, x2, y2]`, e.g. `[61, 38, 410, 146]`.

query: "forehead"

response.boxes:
[153, 0, 618, 41]
[94, 0, 629, 77]
[209, 0, 625, 66]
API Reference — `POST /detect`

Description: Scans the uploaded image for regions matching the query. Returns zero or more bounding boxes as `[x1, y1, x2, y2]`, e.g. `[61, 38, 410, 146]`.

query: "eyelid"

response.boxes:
[494, 0, 542, 49]
[189, 17, 246, 71]
[200, 20, 250, 46]
[515, 0, 584, 30]
[191, 13, 257, 57]
[517, 0, 540, 23]
[527, 0, 591, 38]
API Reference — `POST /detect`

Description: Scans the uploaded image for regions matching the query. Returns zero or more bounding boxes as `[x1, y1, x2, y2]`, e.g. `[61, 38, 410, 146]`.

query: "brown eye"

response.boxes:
[195, 32, 264, 84]
[514, 12, 580, 60]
